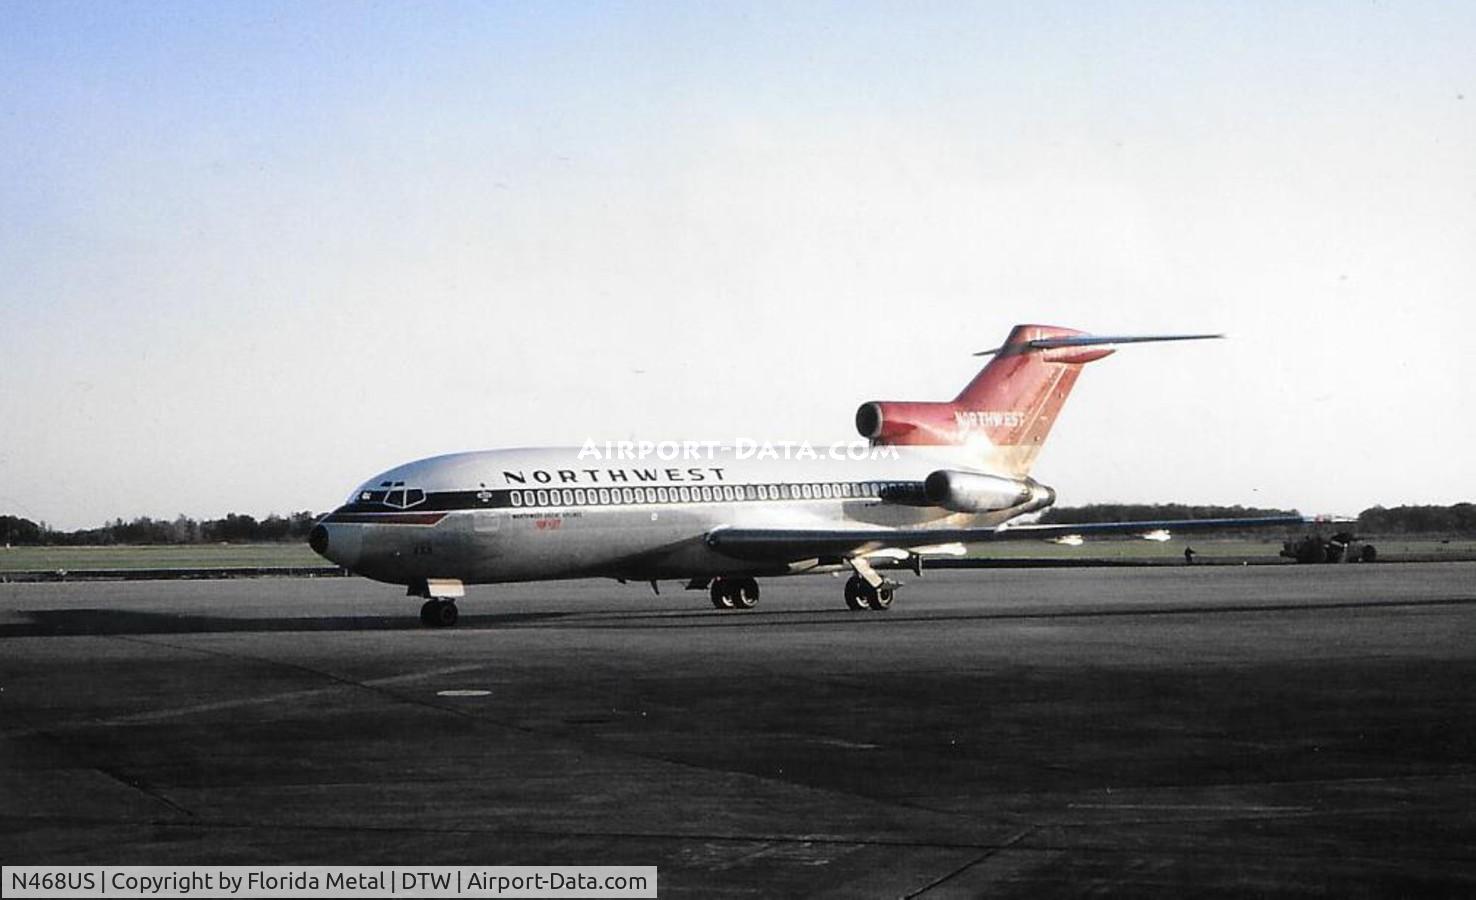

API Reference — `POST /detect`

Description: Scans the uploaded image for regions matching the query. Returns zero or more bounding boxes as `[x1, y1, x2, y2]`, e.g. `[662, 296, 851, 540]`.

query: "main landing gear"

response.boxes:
[844, 574, 894, 611]
[709, 576, 761, 610]
[419, 599, 459, 627]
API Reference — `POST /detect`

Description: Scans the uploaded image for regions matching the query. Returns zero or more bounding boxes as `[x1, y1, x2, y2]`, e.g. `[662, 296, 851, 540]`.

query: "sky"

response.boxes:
[2, 1, 1473, 530]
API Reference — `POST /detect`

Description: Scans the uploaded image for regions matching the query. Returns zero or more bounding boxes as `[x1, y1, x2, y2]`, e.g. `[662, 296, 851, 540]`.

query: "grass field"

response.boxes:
[0, 542, 325, 572]
[2, 537, 1473, 574]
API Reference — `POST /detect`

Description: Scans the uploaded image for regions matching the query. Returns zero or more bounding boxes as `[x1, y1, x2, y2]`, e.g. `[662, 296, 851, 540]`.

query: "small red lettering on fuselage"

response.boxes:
[534, 518, 562, 530]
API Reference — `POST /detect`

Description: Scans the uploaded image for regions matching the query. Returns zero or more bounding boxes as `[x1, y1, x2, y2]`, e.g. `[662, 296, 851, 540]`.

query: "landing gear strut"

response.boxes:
[419, 599, 459, 627]
[709, 576, 760, 610]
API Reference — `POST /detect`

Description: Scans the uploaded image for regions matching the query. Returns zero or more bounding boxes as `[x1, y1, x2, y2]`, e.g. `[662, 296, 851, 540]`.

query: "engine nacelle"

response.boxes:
[855, 401, 961, 445]
[923, 469, 1056, 515]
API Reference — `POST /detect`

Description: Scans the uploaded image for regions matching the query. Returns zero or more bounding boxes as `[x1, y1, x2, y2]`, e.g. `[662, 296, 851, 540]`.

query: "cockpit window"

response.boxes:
[356, 480, 427, 510]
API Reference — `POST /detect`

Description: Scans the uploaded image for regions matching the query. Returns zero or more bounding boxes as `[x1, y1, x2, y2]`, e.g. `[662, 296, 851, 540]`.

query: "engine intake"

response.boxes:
[855, 401, 960, 444]
[923, 470, 1056, 515]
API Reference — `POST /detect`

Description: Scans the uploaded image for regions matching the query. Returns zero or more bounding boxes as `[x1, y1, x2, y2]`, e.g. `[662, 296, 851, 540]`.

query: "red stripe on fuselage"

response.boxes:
[323, 512, 448, 526]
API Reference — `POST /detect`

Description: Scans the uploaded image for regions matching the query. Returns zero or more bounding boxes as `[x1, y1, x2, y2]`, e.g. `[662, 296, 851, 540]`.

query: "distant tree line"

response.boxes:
[3, 502, 1474, 546]
[0, 512, 320, 546]
[1356, 504, 1476, 535]
[1044, 503, 1476, 536]
[1040, 504, 1298, 524]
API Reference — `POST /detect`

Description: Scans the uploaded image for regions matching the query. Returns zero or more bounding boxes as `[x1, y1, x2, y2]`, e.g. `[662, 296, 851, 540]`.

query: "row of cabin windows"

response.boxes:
[509, 481, 905, 509]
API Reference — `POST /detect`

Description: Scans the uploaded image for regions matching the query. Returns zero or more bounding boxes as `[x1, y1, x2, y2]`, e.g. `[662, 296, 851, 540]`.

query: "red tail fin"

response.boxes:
[855, 324, 1219, 476]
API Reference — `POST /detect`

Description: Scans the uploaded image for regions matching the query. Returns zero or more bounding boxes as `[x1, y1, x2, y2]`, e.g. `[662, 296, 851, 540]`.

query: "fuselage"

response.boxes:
[311, 444, 1033, 587]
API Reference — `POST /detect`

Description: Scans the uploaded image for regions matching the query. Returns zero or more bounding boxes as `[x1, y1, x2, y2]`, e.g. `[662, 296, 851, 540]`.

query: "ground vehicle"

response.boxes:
[1281, 532, 1377, 563]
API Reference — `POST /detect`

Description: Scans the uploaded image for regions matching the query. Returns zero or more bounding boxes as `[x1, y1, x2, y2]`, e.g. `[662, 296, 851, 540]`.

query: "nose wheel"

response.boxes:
[709, 577, 760, 610]
[419, 599, 459, 627]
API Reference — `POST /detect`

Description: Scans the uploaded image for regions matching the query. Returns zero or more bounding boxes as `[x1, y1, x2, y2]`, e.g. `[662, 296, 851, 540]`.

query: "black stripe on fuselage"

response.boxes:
[335, 480, 927, 518]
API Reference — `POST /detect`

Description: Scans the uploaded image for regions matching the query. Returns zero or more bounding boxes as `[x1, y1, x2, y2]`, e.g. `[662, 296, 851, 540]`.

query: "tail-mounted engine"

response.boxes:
[922, 469, 1056, 516]
[855, 401, 962, 445]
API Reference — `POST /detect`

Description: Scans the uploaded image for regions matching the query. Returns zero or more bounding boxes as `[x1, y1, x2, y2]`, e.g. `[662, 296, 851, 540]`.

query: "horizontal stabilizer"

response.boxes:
[974, 332, 1223, 357]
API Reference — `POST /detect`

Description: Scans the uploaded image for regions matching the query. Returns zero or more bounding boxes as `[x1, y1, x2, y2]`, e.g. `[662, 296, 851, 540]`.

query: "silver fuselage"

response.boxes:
[312, 445, 1025, 586]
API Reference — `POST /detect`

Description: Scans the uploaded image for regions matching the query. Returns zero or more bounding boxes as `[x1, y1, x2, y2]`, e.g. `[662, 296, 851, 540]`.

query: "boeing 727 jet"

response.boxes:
[310, 324, 1303, 625]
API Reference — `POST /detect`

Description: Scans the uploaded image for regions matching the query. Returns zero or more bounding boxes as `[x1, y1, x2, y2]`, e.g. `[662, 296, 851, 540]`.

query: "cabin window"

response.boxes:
[510, 492, 522, 507]
[821, 483, 833, 499]
[536, 490, 548, 506]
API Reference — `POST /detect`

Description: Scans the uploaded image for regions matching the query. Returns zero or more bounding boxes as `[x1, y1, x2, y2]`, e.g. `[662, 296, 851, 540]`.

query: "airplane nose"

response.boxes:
[309, 522, 362, 569]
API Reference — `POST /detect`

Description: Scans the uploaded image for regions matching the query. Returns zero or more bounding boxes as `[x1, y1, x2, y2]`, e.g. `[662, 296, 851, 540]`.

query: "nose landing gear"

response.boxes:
[411, 578, 465, 627]
[419, 599, 459, 627]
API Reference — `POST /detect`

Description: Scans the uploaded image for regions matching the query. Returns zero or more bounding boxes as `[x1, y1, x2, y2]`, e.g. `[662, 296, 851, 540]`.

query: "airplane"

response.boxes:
[309, 324, 1307, 626]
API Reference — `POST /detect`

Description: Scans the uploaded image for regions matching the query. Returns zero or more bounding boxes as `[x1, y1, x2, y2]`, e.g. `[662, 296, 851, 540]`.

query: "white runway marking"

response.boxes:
[436, 689, 492, 697]
[809, 738, 879, 750]
[77, 662, 492, 728]
[1068, 803, 1313, 812]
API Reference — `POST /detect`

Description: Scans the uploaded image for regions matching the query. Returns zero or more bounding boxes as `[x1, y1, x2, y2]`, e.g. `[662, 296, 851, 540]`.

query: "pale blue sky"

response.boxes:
[3, 2, 1473, 528]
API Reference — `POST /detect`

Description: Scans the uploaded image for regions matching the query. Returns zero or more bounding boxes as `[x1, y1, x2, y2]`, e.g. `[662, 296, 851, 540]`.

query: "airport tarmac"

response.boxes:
[2, 563, 1474, 897]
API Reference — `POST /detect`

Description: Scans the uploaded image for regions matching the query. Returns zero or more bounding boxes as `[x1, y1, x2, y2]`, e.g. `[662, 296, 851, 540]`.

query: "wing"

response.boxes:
[704, 516, 1313, 562]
